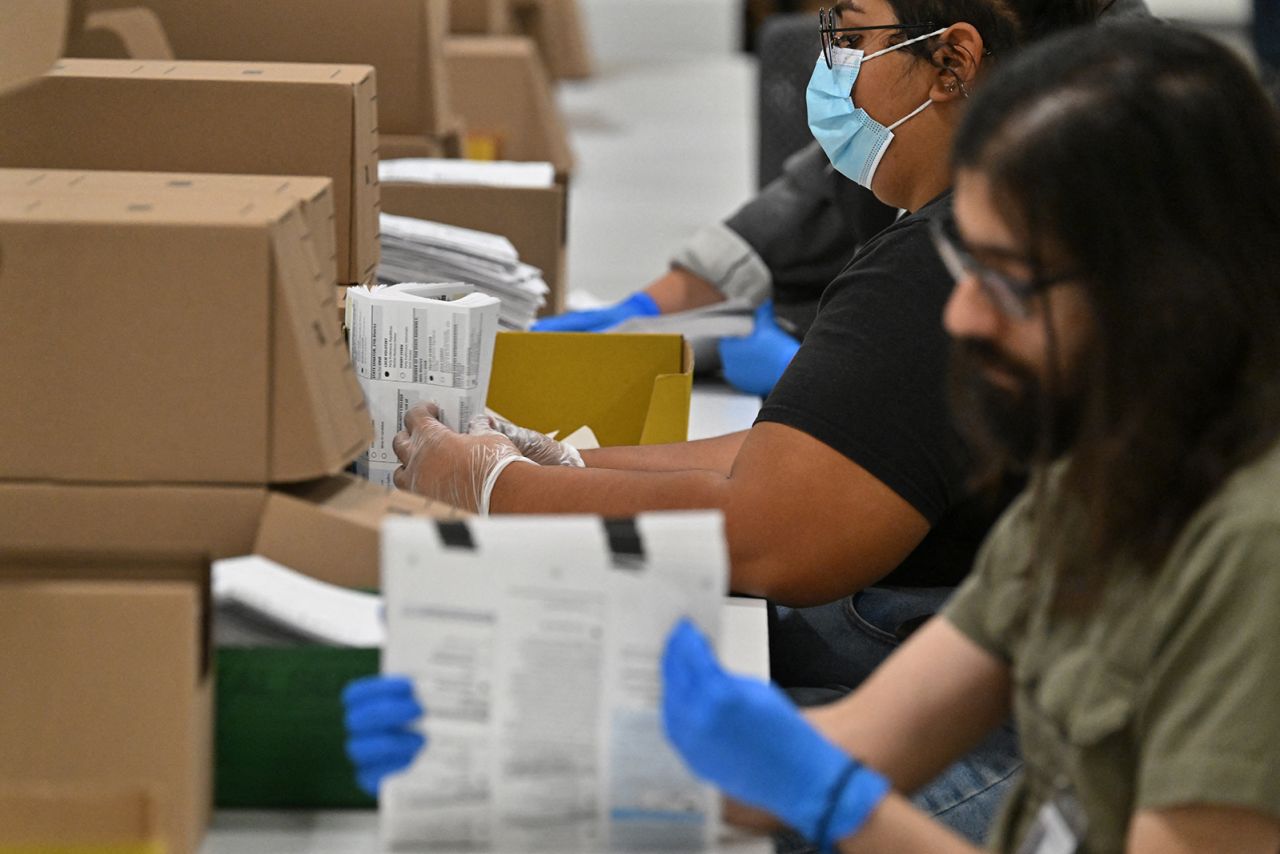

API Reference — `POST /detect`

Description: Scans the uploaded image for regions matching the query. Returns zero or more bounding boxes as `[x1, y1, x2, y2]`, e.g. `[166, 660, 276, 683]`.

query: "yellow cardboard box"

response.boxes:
[487, 332, 694, 447]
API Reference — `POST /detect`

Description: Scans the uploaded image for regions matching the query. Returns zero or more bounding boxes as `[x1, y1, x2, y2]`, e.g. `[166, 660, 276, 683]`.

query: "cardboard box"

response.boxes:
[0, 58, 380, 284]
[488, 333, 694, 447]
[446, 37, 575, 179]
[378, 131, 463, 161]
[0, 190, 370, 484]
[0, 0, 70, 95]
[0, 785, 162, 853]
[379, 180, 568, 314]
[0, 475, 452, 820]
[450, 0, 513, 33]
[0, 168, 340, 287]
[512, 0, 595, 80]
[255, 477, 461, 589]
[0, 556, 213, 854]
[70, 0, 456, 141]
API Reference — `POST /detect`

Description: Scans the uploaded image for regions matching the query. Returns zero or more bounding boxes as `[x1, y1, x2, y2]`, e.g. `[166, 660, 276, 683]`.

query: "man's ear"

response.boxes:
[928, 22, 985, 103]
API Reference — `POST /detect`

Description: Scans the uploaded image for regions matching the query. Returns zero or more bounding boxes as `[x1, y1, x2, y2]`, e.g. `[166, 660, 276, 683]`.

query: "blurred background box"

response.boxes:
[511, 0, 595, 79]
[445, 37, 575, 179]
[0, 0, 70, 95]
[68, 0, 456, 143]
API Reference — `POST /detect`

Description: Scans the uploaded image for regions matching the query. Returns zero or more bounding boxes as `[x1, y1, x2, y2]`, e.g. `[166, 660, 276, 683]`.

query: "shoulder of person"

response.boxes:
[820, 193, 953, 301]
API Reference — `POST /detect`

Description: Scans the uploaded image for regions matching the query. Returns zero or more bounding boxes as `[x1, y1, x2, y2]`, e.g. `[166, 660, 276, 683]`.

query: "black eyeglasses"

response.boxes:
[818, 7, 938, 69]
[929, 216, 1077, 320]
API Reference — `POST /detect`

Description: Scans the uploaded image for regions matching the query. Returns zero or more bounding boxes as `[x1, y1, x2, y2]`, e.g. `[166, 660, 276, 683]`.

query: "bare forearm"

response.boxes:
[644, 267, 727, 313]
[839, 796, 981, 854]
[489, 460, 730, 516]
[581, 431, 748, 475]
[809, 620, 1013, 794]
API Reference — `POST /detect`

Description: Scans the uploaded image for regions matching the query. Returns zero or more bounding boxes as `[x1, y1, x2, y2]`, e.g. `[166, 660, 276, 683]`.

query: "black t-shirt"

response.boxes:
[757, 190, 1010, 588]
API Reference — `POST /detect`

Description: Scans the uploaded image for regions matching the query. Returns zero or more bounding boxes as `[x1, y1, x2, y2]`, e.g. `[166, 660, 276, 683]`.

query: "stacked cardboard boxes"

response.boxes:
[69, 0, 461, 156]
[0, 170, 459, 849]
[0, 58, 380, 284]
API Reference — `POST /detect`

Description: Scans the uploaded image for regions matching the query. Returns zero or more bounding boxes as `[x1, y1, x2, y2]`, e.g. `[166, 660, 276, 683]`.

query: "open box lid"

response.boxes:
[487, 332, 694, 447]
[0, 0, 69, 95]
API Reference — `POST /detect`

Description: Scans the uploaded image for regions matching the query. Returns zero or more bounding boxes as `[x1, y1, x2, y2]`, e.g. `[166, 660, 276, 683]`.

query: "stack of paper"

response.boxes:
[379, 157, 556, 189]
[379, 213, 550, 331]
[380, 512, 729, 852]
[346, 283, 501, 487]
[212, 555, 384, 648]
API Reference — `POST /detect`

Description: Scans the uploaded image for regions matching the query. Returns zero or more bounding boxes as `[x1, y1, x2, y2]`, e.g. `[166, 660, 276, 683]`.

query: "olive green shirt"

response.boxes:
[945, 443, 1280, 852]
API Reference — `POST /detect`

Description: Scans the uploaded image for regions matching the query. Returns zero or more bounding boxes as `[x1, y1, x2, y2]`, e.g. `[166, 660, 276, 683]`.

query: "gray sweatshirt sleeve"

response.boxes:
[670, 142, 897, 306]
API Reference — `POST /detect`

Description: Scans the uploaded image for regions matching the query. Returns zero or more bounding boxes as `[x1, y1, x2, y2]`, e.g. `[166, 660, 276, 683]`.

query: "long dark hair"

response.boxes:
[953, 22, 1280, 579]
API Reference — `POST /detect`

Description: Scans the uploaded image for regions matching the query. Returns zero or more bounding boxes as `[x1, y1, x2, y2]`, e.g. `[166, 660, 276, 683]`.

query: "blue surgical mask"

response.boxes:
[807, 28, 947, 190]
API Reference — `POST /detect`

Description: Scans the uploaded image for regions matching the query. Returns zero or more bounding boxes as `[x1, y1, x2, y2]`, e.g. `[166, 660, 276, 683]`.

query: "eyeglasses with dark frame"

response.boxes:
[928, 216, 1078, 320]
[818, 7, 938, 69]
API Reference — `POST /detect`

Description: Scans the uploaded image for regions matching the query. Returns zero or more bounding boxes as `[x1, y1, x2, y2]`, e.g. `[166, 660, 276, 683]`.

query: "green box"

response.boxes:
[215, 647, 379, 808]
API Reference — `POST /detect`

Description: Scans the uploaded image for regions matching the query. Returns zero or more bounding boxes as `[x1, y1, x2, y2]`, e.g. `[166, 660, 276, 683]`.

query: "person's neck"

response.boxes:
[900, 163, 952, 213]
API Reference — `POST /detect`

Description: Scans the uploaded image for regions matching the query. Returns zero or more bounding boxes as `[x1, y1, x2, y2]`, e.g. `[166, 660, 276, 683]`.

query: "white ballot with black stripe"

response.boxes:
[380, 512, 728, 852]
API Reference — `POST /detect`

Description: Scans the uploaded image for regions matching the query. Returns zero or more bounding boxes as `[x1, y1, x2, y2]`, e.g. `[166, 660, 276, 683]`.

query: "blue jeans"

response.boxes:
[768, 586, 1022, 849]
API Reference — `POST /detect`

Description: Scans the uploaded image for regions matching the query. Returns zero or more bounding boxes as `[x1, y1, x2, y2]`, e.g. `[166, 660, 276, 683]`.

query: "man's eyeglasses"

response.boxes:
[818, 7, 937, 69]
[928, 216, 1077, 320]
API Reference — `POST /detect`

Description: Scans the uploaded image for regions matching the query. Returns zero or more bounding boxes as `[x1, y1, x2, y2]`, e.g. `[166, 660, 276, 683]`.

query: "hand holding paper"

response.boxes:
[662, 619, 890, 851]
[479, 413, 586, 468]
[392, 403, 535, 514]
[342, 675, 427, 797]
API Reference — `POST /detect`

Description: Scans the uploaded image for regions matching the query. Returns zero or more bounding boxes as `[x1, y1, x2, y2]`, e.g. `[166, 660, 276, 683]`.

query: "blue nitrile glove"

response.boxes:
[717, 301, 801, 398]
[531, 291, 661, 332]
[342, 675, 427, 797]
[662, 620, 889, 851]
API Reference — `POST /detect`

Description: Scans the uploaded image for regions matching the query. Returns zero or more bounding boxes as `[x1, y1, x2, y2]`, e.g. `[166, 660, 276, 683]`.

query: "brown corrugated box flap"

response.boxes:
[0, 0, 69, 95]
[0, 482, 266, 558]
[0, 168, 340, 293]
[445, 37, 574, 178]
[450, 0, 513, 33]
[511, 0, 595, 80]
[0, 58, 380, 284]
[71, 0, 454, 138]
[379, 180, 568, 315]
[0, 191, 370, 484]
[255, 474, 461, 589]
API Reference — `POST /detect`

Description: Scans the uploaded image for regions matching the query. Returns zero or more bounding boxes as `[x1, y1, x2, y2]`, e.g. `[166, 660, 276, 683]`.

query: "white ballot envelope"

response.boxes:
[380, 512, 729, 852]
[347, 283, 501, 483]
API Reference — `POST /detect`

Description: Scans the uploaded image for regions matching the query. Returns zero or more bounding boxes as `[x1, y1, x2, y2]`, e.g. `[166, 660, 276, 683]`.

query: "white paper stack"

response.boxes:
[380, 512, 730, 852]
[379, 157, 556, 189]
[346, 283, 501, 487]
[379, 213, 550, 331]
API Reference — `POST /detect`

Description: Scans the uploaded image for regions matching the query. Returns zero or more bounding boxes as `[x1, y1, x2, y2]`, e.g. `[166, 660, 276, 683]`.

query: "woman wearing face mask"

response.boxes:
[347, 0, 1123, 842]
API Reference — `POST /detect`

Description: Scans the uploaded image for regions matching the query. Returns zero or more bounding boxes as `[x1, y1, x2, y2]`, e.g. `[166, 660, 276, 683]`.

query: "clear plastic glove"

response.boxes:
[476, 413, 586, 468]
[662, 619, 889, 851]
[392, 403, 536, 514]
[717, 301, 802, 398]
[342, 675, 426, 798]
[531, 291, 661, 332]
